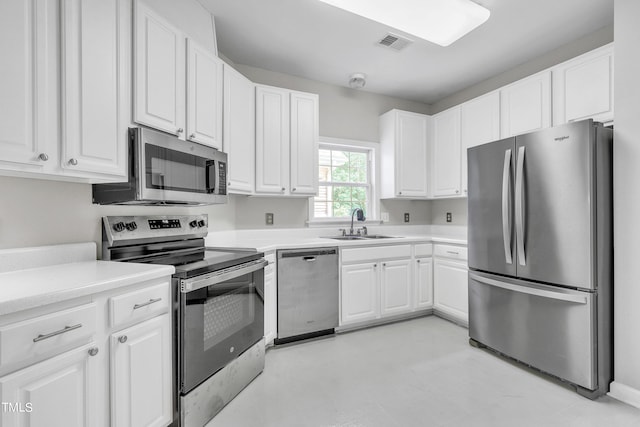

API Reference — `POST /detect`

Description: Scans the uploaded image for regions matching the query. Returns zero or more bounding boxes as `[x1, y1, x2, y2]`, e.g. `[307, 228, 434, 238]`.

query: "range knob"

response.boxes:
[197, 220, 206, 228]
[189, 220, 198, 228]
[125, 221, 137, 231]
[112, 222, 126, 232]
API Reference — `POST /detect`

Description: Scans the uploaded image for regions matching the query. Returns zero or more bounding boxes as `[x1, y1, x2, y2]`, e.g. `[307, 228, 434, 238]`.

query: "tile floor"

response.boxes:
[207, 316, 640, 426]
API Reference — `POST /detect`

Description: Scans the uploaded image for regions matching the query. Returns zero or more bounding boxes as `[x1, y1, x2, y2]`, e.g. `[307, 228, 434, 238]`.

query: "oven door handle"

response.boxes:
[180, 259, 268, 293]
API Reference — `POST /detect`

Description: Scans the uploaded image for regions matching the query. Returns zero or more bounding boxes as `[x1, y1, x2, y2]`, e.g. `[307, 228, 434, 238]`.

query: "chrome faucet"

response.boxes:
[350, 208, 366, 235]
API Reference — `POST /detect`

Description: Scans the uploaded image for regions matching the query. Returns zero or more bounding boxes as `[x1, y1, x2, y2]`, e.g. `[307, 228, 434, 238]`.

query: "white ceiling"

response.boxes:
[199, 0, 613, 104]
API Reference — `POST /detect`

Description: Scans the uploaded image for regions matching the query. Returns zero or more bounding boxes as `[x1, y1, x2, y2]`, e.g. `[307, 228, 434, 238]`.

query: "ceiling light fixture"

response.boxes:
[348, 73, 366, 89]
[317, 0, 490, 47]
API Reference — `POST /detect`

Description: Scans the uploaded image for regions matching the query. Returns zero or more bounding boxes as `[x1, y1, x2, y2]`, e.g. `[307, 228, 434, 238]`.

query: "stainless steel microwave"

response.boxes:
[92, 127, 227, 205]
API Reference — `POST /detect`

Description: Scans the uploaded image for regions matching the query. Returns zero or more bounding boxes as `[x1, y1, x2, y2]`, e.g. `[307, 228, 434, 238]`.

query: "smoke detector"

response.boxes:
[348, 73, 366, 89]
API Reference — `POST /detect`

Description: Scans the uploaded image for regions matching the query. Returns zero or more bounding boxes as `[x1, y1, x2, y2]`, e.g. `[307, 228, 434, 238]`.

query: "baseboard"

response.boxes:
[609, 381, 640, 408]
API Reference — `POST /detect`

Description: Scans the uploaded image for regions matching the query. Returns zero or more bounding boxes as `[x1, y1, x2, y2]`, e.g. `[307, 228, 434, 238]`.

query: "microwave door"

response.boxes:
[205, 160, 216, 194]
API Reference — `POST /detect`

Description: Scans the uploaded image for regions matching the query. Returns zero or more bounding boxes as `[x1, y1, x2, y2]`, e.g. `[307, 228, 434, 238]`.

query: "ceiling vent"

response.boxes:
[377, 33, 413, 51]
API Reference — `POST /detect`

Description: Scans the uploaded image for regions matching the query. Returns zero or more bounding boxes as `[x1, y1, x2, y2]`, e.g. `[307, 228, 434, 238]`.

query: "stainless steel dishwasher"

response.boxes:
[275, 247, 339, 344]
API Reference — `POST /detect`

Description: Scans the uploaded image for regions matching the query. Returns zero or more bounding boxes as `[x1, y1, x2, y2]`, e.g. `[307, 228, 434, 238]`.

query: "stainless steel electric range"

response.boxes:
[102, 215, 266, 426]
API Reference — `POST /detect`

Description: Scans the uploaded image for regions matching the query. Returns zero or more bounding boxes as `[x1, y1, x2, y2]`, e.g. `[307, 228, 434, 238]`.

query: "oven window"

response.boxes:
[202, 278, 255, 351]
[145, 143, 212, 193]
[181, 269, 264, 393]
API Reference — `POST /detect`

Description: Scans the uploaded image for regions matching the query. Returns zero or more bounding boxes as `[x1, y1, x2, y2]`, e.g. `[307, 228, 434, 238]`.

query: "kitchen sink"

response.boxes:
[324, 235, 399, 241]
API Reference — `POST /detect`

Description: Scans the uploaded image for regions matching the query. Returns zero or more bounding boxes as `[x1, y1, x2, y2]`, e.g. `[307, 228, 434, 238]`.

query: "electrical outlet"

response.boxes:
[381, 212, 390, 222]
[404, 213, 410, 223]
[446, 212, 452, 223]
[265, 213, 274, 225]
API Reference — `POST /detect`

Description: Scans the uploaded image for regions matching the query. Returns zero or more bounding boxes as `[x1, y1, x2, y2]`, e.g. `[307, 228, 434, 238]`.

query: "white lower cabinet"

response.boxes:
[0, 343, 99, 427]
[433, 246, 468, 325]
[263, 253, 277, 346]
[0, 277, 173, 427]
[380, 259, 412, 317]
[111, 313, 172, 427]
[415, 257, 433, 310]
[341, 263, 378, 325]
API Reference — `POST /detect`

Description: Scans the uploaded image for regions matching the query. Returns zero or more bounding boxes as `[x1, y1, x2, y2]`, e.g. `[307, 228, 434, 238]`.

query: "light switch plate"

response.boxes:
[404, 213, 410, 223]
[446, 212, 452, 223]
[266, 213, 274, 225]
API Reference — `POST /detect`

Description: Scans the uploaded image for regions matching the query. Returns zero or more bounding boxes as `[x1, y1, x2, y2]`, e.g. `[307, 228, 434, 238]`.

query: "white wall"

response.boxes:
[609, 0, 640, 407]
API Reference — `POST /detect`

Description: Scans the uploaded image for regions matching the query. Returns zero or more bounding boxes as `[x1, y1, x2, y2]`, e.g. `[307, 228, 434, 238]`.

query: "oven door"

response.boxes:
[136, 127, 227, 204]
[180, 260, 266, 393]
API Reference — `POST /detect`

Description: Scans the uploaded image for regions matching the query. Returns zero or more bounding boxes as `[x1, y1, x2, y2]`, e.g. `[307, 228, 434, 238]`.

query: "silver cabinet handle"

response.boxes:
[502, 149, 513, 265]
[399, 191, 402, 195]
[455, 190, 460, 194]
[417, 259, 421, 263]
[281, 187, 285, 192]
[33, 324, 82, 342]
[118, 336, 128, 343]
[189, 133, 196, 139]
[68, 158, 78, 166]
[515, 146, 526, 266]
[446, 251, 459, 255]
[292, 188, 296, 192]
[382, 263, 386, 267]
[133, 297, 162, 310]
[373, 264, 377, 268]
[38, 153, 49, 161]
[177, 128, 184, 134]
[88, 347, 99, 356]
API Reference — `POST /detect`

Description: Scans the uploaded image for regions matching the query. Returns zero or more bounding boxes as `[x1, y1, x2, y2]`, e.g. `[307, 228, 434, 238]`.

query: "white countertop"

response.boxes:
[0, 243, 175, 316]
[205, 225, 467, 253]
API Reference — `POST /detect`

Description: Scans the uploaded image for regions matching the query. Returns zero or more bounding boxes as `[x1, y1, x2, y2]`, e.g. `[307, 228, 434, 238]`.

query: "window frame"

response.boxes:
[308, 136, 380, 226]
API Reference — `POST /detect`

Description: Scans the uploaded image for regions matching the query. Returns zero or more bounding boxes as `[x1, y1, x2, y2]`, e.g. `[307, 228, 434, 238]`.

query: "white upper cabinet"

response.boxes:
[61, 0, 128, 177]
[500, 70, 551, 137]
[0, 0, 57, 170]
[460, 91, 500, 194]
[432, 107, 462, 197]
[223, 64, 255, 194]
[290, 91, 319, 196]
[256, 85, 290, 194]
[186, 39, 223, 149]
[255, 85, 319, 196]
[379, 110, 430, 198]
[134, 1, 186, 138]
[552, 43, 614, 126]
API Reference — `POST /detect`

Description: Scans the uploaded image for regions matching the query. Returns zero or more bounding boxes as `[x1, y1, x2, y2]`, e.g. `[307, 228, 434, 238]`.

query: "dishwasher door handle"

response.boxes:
[303, 256, 317, 262]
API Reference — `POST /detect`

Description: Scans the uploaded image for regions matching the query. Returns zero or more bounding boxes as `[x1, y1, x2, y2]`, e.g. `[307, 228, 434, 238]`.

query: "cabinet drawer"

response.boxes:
[434, 244, 468, 261]
[341, 245, 411, 264]
[0, 303, 96, 369]
[110, 281, 170, 328]
[414, 243, 433, 257]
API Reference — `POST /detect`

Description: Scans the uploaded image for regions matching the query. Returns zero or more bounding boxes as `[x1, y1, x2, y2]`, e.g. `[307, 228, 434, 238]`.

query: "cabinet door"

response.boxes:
[0, 343, 99, 427]
[256, 85, 290, 194]
[341, 263, 378, 325]
[60, 0, 128, 177]
[395, 111, 429, 197]
[415, 257, 433, 310]
[263, 263, 277, 345]
[432, 107, 462, 197]
[380, 259, 412, 317]
[434, 258, 469, 325]
[134, 1, 185, 138]
[111, 314, 172, 427]
[0, 0, 57, 169]
[289, 91, 319, 196]
[186, 39, 223, 149]
[500, 71, 551, 137]
[552, 44, 613, 125]
[460, 91, 500, 195]
[223, 64, 255, 194]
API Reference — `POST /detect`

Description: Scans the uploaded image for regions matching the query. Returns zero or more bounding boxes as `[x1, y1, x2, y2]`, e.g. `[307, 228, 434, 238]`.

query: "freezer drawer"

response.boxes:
[469, 272, 596, 390]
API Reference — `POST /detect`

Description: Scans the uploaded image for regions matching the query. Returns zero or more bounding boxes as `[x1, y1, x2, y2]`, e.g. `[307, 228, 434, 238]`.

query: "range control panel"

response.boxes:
[103, 214, 209, 246]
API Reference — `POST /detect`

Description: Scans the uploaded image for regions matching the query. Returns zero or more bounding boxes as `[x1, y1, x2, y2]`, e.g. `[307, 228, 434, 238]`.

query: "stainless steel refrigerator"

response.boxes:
[467, 119, 613, 399]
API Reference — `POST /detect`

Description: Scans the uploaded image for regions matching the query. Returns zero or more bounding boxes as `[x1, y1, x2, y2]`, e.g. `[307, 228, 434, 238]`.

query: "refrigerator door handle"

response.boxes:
[469, 273, 588, 304]
[502, 149, 513, 264]
[515, 146, 526, 266]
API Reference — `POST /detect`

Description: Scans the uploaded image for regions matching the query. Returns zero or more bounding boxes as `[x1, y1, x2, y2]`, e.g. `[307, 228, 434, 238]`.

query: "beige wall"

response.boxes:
[611, 0, 640, 401]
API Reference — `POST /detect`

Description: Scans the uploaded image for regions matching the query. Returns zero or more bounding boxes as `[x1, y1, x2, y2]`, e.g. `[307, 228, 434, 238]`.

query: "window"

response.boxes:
[313, 143, 372, 219]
